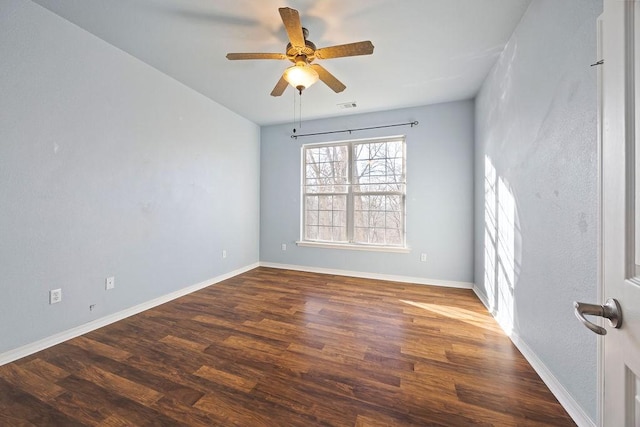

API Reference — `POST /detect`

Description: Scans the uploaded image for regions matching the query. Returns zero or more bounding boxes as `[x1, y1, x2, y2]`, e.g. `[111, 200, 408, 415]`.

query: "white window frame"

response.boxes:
[297, 135, 409, 253]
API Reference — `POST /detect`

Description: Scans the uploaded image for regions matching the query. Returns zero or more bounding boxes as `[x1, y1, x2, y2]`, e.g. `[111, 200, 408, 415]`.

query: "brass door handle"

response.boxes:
[573, 298, 622, 335]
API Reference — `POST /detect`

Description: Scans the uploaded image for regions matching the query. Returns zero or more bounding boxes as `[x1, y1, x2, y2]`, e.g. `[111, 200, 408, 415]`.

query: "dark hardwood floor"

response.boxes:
[0, 267, 575, 426]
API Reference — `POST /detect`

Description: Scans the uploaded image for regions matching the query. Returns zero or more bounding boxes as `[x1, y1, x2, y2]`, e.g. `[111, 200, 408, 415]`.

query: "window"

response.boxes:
[302, 136, 406, 249]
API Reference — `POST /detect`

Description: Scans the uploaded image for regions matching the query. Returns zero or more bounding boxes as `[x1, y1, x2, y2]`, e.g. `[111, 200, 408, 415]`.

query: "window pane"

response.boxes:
[369, 142, 386, 160]
[385, 228, 402, 245]
[318, 226, 333, 241]
[370, 229, 383, 244]
[355, 227, 368, 243]
[386, 195, 399, 211]
[368, 158, 386, 176]
[305, 225, 318, 240]
[370, 210, 385, 228]
[353, 194, 404, 246]
[353, 140, 404, 194]
[371, 195, 384, 209]
[319, 210, 332, 226]
[332, 227, 347, 242]
[303, 194, 347, 243]
[333, 195, 346, 210]
[318, 195, 331, 210]
[354, 160, 369, 182]
[305, 196, 318, 210]
[390, 158, 403, 178]
[354, 209, 368, 228]
[304, 145, 348, 194]
[385, 212, 400, 229]
[306, 211, 318, 226]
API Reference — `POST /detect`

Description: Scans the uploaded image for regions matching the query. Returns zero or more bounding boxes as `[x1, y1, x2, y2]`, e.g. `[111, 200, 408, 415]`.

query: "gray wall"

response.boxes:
[261, 101, 474, 283]
[474, 0, 601, 419]
[0, 0, 260, 354]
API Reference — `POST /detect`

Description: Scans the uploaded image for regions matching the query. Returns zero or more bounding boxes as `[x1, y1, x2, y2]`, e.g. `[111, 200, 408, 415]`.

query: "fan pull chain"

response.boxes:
[292, 88, 303, 134]
[298, 91, 302, 131]
[292, 89, 296, 134]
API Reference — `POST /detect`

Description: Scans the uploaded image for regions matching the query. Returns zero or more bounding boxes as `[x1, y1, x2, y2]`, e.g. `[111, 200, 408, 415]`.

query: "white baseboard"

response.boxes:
[472, 284, 491, 309]
[259, 262, 474, 289]
[472, 286, 596, 427]
[510, 333, 596, 427]
[0, 262, 259, 366]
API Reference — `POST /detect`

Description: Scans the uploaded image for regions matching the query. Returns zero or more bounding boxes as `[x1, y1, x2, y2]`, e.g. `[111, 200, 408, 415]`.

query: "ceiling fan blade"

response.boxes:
[315, 41, 374, 59]
[311, 64, 346, 93]
[270, 76, 289, 97]
[279, 7, 305, 48]
[226, 53, 287, 60]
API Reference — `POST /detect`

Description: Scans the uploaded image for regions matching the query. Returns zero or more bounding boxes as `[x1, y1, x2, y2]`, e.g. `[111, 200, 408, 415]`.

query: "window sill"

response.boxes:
[296, 241, 411, 253]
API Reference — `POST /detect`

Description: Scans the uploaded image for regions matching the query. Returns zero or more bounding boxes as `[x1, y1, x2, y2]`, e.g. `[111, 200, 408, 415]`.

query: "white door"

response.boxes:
[600, 0, 640, 425]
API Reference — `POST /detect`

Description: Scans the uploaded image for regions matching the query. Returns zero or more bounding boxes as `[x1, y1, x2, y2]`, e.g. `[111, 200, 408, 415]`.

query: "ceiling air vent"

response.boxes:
[337, 102, 357, 110]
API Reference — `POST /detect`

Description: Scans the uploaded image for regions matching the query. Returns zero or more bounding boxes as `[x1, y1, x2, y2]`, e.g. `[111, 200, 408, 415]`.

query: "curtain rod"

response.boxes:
[290, 121, 419, 139]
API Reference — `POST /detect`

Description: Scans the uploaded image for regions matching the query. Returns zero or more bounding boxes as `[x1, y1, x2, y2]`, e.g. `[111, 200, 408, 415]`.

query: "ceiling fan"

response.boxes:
[226, 7, 374, 96]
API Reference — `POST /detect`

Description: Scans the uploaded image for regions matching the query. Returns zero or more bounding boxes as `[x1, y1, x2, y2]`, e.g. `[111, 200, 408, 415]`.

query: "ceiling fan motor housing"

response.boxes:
[286, 41, 317, 61]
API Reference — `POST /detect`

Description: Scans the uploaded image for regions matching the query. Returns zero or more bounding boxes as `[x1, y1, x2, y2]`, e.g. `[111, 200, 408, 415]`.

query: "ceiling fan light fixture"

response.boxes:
[283, 63, 319, 93]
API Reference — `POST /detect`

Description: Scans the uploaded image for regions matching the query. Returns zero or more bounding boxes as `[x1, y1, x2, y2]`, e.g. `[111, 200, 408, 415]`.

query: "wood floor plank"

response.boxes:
[159, 334, 209, 353]
[193, 365, 258, 393]
[148, 396, 226, 427]
[19, 358, 70, 382]
[0, 377, 84, 426]
[0, 267, 576, 426]
[455, 383, 574, 426]
[67, 336, 132, 362]
[0, 363, 65, 401]
[55, 374, 181, 426]
[80, 365, 164, 406]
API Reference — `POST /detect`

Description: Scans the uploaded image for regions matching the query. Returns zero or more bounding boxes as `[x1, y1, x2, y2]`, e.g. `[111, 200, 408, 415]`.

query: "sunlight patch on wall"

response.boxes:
[484, 156, 519, 336]
[484, 156, 498, 312]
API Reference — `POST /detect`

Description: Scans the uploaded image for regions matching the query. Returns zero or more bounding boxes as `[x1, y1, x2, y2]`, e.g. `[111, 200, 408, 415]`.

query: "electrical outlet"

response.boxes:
[49, 288, 62, 304]
[105, 276, 115, 290]
[222, 249, 227, 259]
[420, 253, 427, 262]
[281, 243, 287, 251]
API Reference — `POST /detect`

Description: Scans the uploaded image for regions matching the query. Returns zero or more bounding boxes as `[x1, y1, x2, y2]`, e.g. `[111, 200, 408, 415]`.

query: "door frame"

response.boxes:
[596, 13, 605, 427]
[599, 1, 640, 424]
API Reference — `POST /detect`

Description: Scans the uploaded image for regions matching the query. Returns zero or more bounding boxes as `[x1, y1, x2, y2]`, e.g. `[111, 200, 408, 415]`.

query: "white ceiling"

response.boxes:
[32, 0, 531, 126]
